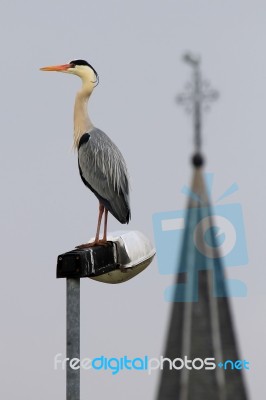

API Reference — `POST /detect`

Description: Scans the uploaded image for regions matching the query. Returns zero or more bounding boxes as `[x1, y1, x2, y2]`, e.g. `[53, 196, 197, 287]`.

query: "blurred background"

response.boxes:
[0, 0, 264, 398]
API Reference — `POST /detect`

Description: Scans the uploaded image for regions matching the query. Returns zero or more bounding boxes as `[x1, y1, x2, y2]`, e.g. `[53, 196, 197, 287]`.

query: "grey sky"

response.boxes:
[0, 0, 265, 398]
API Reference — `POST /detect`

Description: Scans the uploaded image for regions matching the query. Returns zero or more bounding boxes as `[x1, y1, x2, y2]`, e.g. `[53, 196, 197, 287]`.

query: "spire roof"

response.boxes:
[156, 164, 248, 400]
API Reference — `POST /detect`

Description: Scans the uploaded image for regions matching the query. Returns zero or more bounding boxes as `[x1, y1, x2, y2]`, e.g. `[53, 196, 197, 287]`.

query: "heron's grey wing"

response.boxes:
[78, 128, 131, 224]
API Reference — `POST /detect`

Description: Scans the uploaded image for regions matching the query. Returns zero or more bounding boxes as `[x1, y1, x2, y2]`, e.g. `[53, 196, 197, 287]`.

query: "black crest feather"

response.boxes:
[70, 59, 98, 82]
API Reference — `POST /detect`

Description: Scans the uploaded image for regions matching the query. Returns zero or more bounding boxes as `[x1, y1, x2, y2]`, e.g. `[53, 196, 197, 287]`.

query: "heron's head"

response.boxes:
[40, 59, 99, 92]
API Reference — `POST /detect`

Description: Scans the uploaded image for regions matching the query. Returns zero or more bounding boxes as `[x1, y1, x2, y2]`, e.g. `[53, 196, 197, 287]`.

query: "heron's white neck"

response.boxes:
[73, 81, 94, 149]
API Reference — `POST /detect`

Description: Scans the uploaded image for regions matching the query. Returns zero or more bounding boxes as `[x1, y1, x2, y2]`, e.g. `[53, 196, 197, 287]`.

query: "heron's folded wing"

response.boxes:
[78, 129, 130, 223]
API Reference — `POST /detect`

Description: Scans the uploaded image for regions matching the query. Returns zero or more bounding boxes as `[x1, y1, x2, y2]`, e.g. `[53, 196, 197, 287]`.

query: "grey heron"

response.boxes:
[40, 60, 131, 248]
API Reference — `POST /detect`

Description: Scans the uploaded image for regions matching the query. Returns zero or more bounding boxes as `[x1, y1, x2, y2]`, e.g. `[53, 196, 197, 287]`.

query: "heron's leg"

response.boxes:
[94, 203, 104, 243]
[76, 202, 104, 249]
[101, 208, 108, 242]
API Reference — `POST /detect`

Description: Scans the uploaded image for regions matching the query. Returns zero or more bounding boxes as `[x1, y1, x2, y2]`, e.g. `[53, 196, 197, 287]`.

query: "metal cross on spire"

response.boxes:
[177, 53, 219, 163]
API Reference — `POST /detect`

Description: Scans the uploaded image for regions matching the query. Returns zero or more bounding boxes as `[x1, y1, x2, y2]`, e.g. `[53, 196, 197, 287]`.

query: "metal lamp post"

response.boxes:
[56, 231, 155, 400]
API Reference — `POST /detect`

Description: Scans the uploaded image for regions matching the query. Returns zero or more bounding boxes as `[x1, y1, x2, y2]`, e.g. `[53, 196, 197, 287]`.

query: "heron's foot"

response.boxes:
[75, 241, 99, 249]
[75, 239, 108, 249]
[98, 239, 109, 246]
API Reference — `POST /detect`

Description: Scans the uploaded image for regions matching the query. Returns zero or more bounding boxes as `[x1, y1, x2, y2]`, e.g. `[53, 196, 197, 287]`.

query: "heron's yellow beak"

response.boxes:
[40, 63, 72, 72]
